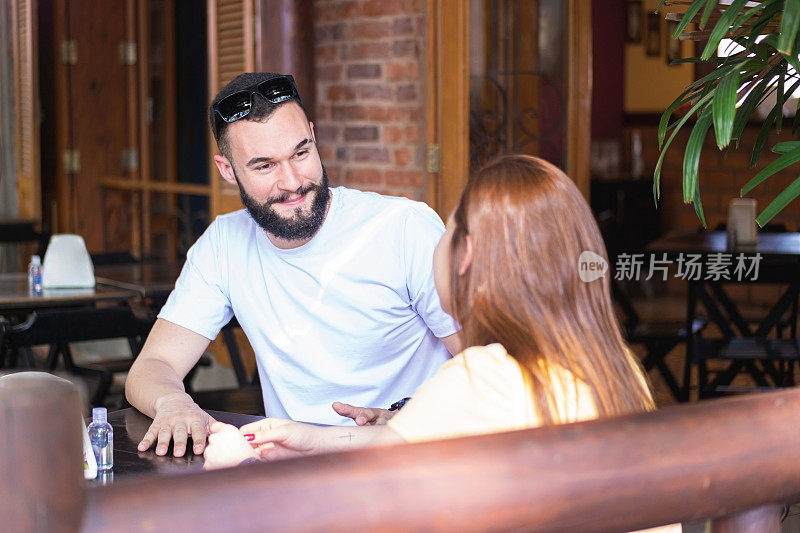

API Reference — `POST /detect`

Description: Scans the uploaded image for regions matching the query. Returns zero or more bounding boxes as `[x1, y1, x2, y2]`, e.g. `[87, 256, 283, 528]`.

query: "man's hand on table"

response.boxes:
[332, 401, 395, 425]
[137, 392, 216, 457]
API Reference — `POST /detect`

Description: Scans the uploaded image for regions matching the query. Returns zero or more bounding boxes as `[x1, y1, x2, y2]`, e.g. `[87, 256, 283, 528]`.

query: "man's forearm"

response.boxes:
[125, 357, 190, 418]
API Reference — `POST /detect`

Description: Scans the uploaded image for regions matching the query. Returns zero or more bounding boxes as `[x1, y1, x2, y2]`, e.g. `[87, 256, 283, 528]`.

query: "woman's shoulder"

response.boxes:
[454, 343, 598, 424]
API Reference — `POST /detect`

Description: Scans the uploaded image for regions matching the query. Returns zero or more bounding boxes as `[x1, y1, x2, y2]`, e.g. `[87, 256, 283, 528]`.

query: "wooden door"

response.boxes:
[427, 0, 592, 217]
[53, 0, 139, 252]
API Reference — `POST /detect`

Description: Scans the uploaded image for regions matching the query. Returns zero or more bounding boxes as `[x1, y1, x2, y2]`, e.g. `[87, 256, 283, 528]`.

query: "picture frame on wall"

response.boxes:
[646, 12, 661, 56]
[626, 1, 642, 43]
[666, 20, 681, 64]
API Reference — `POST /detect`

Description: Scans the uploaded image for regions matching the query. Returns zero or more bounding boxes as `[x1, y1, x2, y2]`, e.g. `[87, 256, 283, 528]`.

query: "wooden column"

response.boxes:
[254, 0, 315, 117]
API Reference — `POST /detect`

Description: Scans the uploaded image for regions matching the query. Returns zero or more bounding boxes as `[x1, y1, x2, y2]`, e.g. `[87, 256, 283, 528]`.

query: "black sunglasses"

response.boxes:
[211, 75, 301, 140]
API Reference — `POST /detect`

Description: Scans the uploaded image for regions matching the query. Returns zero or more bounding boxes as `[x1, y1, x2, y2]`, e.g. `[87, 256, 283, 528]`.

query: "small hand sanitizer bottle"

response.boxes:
[27, 255, 42, 295]
[88, 407, 113, 472]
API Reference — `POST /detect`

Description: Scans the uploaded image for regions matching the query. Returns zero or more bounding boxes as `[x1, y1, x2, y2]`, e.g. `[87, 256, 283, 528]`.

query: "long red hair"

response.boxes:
[448, 154, 654, 423]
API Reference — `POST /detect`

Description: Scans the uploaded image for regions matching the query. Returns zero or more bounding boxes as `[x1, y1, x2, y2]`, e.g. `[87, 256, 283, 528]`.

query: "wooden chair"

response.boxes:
[613, 280, 707, 401]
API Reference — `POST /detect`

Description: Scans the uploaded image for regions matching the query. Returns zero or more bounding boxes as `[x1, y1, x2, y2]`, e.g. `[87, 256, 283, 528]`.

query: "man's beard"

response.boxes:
[237, 166, 331, 241]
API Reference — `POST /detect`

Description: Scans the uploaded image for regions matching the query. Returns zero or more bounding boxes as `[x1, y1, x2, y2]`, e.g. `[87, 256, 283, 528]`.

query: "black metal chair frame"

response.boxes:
[613, 280, 707, 401]
[688, 274, 800, 398]
[3, 305, 155, 405]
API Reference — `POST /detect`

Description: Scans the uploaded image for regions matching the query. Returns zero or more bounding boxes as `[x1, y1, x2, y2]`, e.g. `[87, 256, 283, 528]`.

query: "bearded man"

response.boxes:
[126, 73, 458, 457]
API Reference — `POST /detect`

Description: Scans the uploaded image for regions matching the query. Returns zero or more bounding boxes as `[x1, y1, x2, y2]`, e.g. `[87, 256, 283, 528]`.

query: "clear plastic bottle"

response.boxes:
[27, 255, 42, 295]
[88, 407, 113, 472]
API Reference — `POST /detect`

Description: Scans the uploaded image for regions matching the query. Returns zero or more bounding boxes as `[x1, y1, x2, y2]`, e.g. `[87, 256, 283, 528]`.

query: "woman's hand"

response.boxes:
[240, 418, 330, 460]
[203, 422, 259, 470]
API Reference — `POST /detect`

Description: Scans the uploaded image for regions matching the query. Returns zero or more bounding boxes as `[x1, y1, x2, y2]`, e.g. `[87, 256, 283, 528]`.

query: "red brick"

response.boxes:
[393, 148, 413, 167]
[364, 106, 391, 121]
[359, 0, 405, 17]
[719, 146, 756, 170]
[331, 105, 368, 121]
[345, 168, 384, 185]
[348, 20, 393, 39]
[385, 60, 420, 81]
[318, 144, 336, 162]
[400, 0, 424, 11]
[393, 17, 415, 35]
[316, 23, 346, 42]
[325, 164, 343, 185]
[393, 38, 419, 58]
[316, 1, 361, 21]
[314, 125, 341, 143]
[353, 147, 390, 163]
[345, 126, 380, 142]
[347, 63, 382, 79]
[704, 169, 740, 190]
[384, 125, 404, 143]
[316, 44, 341, 63]
[343, 41, 393, 61]
[405, 125, 421, 143]
[315, 104, 333, 121]
[356, 84, 394, 101]
[327, 85, 358, 102]
[396, 84, 418, 102]
[385, 170, 423, 187]
[317, 65, 343, 83]
[316, 25, 334, 42]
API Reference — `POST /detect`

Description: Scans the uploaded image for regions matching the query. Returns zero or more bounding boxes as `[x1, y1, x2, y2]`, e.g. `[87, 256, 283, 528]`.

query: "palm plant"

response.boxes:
[655, 0, 800, 226]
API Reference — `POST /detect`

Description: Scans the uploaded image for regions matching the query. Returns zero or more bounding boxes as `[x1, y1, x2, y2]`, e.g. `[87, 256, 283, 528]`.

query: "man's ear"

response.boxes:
[309, 121, 316, 142]
[214, 154, 237, 187]
[458, 235, 474, 276]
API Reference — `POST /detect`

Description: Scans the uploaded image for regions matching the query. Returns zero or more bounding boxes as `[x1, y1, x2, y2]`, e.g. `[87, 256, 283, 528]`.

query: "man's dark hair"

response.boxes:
[209, 72, 307, 159]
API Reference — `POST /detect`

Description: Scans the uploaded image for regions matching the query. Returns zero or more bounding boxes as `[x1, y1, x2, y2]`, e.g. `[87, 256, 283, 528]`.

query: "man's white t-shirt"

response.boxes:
[159, 186, 457, 424]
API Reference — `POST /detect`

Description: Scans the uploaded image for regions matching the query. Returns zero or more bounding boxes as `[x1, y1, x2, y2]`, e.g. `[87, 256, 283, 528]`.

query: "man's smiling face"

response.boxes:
[214, 102, 331, 246]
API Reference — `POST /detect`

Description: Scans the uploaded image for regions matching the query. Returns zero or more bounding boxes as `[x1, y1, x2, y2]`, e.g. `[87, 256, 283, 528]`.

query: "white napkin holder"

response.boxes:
[726, 198, 757, 248]
[42, 234, 95, 288]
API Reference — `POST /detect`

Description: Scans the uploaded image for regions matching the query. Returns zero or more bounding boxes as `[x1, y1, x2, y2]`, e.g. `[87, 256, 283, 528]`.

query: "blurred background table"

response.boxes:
[647, 231, 800, 399]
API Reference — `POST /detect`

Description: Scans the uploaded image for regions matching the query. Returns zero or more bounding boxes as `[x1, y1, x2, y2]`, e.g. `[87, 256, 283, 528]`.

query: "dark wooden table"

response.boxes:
[0, 273, 138, 312]
[647, 230, 800, 257]
[94, 262, 184, 304]
[91, 407, 263, 484]
[647, 231, 800, 398]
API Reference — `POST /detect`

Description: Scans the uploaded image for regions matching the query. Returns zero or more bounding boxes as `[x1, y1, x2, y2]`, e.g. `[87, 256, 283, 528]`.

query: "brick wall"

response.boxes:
[313, 0, 428, 201]
[630, 121, 800, 306]
[632, 123, 800, 233]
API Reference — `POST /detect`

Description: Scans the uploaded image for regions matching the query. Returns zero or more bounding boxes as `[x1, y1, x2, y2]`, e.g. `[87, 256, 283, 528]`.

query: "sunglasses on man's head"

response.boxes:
[211, 75, 301, 140]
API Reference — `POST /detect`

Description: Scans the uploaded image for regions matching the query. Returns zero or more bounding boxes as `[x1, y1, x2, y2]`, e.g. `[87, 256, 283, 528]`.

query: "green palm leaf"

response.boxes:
[683, 112, 713, 203]
[778, 0, 800, 55]
[712, 70, 740, 148]
[701, 0, 752, 61]
[756, 175, 800, 226]
[653, 91, 715, 202]
[742, 144, 800, 195]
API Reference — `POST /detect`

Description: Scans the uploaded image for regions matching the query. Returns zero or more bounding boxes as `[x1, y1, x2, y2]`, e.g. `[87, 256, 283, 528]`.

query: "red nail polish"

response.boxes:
[244, 433, 255, 442]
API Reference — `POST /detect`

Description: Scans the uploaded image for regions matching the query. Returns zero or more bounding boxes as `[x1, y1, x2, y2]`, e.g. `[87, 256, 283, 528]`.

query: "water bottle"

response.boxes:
[27, 255, 42, 295]
[88, 407, 113, 472]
